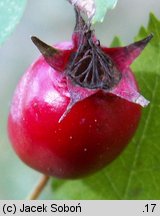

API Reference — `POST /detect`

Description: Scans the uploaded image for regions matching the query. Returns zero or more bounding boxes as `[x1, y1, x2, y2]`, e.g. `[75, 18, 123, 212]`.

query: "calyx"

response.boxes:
[31, 7, 153, 122]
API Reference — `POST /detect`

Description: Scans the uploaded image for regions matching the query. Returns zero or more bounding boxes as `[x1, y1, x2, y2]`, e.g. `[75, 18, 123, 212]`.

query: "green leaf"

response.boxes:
[0, 0, 27, 46]
[110, 36, 123, 47]
[51, 13, 160, 199]
[93, 0, 118, 23]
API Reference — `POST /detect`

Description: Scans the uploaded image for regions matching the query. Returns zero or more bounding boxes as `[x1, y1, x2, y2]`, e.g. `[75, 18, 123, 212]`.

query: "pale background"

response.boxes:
[0, 0, 160, 199]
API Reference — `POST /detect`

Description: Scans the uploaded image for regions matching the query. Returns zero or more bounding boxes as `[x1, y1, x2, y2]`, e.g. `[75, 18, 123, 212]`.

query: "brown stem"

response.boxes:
[27, 175, 50, 200]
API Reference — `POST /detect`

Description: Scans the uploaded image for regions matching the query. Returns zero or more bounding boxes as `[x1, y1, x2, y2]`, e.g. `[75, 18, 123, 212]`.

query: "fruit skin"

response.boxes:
[8, 41, 141, 179]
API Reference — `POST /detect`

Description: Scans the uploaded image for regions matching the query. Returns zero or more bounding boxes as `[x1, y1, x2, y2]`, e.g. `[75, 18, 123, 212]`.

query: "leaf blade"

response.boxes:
[0, 0, 27, 46]
[93, 0, 118, 23]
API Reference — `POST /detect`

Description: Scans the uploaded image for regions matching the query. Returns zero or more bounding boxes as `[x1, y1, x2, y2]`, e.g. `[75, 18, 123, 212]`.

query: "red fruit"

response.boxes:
[8, 9, 152, 179]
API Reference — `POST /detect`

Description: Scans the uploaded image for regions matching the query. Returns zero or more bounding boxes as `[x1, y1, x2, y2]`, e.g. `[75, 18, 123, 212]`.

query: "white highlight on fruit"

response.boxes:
[44, 90, 64, 107]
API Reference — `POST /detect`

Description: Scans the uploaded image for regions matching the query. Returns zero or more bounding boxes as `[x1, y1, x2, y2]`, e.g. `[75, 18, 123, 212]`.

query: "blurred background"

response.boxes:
[0, 0, 160, 199]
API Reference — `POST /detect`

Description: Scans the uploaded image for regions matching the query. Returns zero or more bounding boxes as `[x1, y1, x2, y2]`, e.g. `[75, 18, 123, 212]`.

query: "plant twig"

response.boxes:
[27, 175, 50, 200]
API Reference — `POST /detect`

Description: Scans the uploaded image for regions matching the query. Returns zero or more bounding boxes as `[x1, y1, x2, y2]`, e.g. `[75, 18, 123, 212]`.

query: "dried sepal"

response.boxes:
[105, 34, 153, 71]
[31, 36, 71, 72]
[109, 69, 150, 107]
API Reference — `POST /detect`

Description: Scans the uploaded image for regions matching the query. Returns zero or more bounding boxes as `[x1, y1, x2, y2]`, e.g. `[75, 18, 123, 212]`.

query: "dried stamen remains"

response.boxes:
[66, 20, 121, 90]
